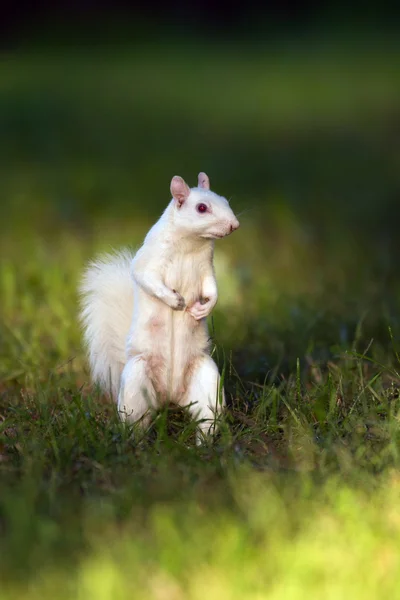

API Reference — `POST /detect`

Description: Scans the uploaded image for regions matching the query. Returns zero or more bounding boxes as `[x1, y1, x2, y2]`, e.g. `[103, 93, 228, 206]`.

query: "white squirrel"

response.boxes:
[79, 172, 240, 438]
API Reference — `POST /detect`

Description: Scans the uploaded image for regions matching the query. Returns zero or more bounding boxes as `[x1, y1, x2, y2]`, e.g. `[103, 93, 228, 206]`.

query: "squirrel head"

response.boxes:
[170, 173, 240, 240]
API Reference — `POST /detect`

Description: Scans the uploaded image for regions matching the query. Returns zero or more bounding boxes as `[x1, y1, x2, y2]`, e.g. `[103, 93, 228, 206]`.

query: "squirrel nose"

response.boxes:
[230, 219, 240, 232]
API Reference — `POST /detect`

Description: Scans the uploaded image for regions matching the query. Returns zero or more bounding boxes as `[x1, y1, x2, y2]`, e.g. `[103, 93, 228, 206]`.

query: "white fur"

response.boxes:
[79, 174, 239, 437]
[79, 250, 135, 400]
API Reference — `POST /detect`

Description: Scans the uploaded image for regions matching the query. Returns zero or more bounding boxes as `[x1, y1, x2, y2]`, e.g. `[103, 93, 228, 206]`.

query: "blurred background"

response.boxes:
[1, 1, 400, 384]
[2, 8, 400, 595]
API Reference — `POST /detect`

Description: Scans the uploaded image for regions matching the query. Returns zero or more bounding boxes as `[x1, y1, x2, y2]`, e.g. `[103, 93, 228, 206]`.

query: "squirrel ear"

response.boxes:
[198, 172, 210, 190]
[171, 176, 190, 207]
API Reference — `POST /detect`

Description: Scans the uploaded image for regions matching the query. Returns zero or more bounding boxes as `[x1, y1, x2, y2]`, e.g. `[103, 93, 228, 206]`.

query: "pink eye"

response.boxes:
[196, 203, 208, 214]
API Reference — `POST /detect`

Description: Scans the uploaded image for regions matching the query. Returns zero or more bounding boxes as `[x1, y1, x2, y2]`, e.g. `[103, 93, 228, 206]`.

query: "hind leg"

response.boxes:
[181, 355, 225, 441]
[118, 356, 156, 428]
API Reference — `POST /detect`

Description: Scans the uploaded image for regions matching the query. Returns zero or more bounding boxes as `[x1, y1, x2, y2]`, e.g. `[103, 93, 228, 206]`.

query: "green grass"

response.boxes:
[1, 34, 400, 598]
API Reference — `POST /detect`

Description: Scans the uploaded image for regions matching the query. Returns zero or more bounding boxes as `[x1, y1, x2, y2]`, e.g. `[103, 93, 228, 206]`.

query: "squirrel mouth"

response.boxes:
[203, 232, 228, 239]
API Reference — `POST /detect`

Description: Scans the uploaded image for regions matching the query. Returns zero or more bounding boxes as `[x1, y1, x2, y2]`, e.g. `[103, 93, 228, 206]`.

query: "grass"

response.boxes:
[1, 33, 400, 598]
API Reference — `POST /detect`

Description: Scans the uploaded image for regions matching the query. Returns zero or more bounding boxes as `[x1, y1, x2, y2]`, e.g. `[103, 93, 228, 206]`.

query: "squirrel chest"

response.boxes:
[163, 247, 210, 307]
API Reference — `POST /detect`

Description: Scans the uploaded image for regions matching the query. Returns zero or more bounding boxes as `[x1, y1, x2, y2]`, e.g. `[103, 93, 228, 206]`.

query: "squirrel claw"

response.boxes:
[188, 300, 212, 320]
[172, 290, 185, 310]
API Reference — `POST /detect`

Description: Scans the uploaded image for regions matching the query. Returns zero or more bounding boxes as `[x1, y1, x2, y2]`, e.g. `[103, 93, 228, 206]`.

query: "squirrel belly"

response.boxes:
[126, 244, 213, 402]
[79, 172, 240, 438]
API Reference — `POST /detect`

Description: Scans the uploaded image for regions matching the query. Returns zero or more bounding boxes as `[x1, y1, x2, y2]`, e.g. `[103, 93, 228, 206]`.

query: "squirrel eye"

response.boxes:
[196, 203, 208, 214]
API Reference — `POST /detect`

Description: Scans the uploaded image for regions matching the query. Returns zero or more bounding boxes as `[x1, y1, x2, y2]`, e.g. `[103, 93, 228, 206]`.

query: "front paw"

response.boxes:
[170, 290, 186, 311]
[187, 300, 213, 321]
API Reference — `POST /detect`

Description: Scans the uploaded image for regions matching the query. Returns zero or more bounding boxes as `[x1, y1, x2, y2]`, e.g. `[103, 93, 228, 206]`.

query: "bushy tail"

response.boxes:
[79, 250, 135, 401]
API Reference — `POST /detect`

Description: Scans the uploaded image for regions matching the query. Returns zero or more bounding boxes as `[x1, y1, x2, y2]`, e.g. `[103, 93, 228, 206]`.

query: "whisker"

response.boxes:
[236, 208, 257, 217]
